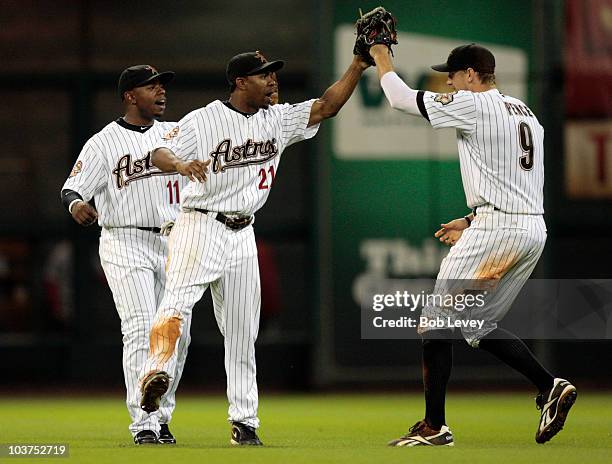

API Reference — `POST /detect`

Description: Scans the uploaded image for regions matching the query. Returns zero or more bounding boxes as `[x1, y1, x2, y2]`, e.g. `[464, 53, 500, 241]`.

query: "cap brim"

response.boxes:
[431, 63, 450, 72]
[138, 71, 175, 88]
[246, 60, 284, 76]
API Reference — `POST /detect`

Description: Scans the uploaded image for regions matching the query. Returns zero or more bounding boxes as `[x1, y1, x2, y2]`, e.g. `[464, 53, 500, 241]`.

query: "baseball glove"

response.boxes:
[353, 6, 398, 66]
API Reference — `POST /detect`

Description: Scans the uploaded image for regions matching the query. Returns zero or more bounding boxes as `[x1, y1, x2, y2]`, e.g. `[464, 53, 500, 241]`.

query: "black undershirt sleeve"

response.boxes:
[61, 189, 83, 213]
[417, 90, 429, 121]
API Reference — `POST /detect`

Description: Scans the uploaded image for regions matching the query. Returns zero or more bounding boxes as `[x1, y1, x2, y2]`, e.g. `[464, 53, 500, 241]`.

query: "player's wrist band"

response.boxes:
[463, 215, 472, 226]
[61, 189, 84, 213]
[68, 199, 83, 214]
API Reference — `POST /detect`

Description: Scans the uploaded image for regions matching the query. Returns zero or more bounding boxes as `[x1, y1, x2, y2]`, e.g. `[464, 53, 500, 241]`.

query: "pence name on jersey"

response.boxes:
[420, 89, 544, 214]
[159, 99, 318, 216]
[63, 119, 188, 226]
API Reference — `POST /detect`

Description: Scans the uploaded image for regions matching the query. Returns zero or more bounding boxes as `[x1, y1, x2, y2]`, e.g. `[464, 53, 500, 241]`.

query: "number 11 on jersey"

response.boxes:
[167, 180, 180, 204]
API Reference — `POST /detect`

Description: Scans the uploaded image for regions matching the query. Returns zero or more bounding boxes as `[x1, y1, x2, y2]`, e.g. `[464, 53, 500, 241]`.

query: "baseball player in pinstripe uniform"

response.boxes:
[138, 50, 370, 445]
[368, 43, 576, 446]
[61, 65, 192, 445]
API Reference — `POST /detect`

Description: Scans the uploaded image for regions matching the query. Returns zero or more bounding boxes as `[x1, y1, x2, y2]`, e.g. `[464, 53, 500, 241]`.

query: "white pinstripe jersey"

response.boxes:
[156, 99, 319, 216]
[63, 119, 187, 227]
[421, 89, 544, 214]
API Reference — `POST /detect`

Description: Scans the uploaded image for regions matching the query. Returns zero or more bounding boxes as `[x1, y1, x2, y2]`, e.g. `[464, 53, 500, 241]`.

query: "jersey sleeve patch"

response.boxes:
[163, 126, 180, 140]
[69, 160, 83, 177]
[433, 92, 456, 106]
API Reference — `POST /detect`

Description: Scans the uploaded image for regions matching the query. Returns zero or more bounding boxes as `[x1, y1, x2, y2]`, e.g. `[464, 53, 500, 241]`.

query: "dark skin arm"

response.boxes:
[71, 201, 98, 226]
[308, 56, 370, 127]
[71, 148, 209, 224]
[152, 148, 211, 182]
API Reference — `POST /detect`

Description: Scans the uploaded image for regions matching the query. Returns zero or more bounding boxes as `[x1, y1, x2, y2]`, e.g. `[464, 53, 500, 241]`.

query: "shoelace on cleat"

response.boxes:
[407, 420, 428, 435]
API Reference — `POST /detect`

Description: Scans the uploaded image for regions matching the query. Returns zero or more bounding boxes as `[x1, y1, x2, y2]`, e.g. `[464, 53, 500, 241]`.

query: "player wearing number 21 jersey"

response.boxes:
[138, 50, 371, 446]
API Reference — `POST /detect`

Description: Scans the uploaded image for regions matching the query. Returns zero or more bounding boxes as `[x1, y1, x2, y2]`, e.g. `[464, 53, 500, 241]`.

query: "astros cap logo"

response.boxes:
[254, 51, 268, 63]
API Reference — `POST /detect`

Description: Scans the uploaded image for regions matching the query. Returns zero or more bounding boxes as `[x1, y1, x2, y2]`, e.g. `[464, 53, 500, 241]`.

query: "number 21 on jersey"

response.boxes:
[258, 166, 275, 190]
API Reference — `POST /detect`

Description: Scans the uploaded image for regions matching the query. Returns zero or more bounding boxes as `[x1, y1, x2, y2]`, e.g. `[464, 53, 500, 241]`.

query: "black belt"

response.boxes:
[193, 208, 253, 231]
[473, 205, 501, 215]
[136, 226, 161, 233]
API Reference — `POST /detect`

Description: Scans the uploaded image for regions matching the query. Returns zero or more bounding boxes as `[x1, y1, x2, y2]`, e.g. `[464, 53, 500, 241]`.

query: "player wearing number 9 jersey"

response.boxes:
[369, 43, 575, 446]
[60, 65, 189, 445]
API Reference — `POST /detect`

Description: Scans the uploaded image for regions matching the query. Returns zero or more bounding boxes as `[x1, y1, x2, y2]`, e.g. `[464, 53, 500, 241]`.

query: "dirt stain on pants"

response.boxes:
[149, 315, 182, 368]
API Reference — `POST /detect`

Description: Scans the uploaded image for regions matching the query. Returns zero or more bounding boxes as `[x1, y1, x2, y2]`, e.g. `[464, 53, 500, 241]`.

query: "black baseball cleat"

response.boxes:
[230, 422, 263, 446]
[158, 423, 176, 444]
[140, 371, 170, 413]
[133, 430, 159, 445]
[535, 377, 577, 444]
[388, 420, 454, 447]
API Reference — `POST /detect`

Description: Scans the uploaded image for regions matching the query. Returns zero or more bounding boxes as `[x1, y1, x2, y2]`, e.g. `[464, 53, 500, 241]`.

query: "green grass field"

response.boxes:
[1, 392, 610, 463]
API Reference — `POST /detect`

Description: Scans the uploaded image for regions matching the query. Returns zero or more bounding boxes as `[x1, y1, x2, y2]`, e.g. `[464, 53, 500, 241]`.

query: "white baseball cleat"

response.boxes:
[388, 420, 454, 447]
[535, 377, 577, 444]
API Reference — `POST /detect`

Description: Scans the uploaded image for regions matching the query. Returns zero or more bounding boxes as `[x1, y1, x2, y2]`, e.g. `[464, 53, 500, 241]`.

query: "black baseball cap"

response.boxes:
[117, 65, 175, 99]
[431, 44, 495, 74]
[226, 51, 284, 85]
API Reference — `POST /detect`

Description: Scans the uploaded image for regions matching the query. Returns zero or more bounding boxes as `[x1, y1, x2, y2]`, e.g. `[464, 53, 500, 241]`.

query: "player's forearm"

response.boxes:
[370, 45, 421, 116]
[370, 45, 395, 80]
[152, 148, 182, 172]
[380, 72, 421, 116]
[316, 56, 366, 119]
[61, 189, 83, 213]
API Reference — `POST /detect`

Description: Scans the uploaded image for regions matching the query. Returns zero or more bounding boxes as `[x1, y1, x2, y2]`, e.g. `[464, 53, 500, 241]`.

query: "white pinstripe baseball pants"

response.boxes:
[99, 228, 191, 436]
[421, 206, 547, 346]
[143, 210, 262, 429]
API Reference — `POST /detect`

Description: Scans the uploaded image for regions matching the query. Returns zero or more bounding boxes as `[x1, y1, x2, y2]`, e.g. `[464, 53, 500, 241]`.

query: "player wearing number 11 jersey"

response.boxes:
[369, 43, 576, 446]
[60, 65, 189, 445]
